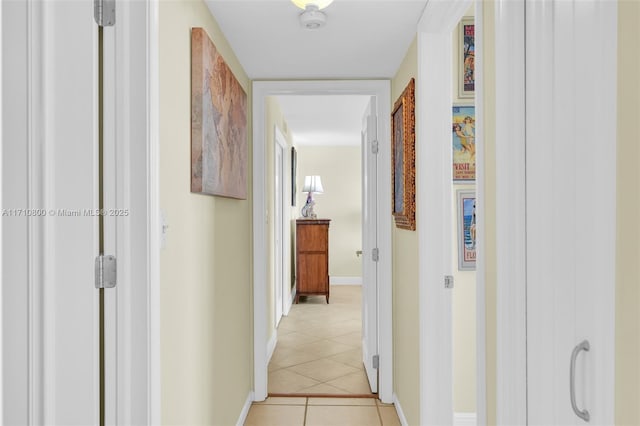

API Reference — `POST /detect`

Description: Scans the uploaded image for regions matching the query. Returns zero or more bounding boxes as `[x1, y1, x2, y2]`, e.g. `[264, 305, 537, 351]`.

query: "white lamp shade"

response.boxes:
[291, 0, 334, 10]
[302, 175, 324, 194]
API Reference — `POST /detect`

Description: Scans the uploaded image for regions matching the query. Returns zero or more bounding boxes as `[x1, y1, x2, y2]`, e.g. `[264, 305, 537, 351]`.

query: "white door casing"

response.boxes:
[416, 0, 472, 424]
[252, 80, 393, 403]
[276, 126, 294, 316]
[274, 131, 285, 326]
[361, 96, 379, 393]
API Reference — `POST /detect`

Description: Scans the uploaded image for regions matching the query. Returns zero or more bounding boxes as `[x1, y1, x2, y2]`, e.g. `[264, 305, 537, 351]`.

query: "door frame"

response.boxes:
[252, 80, 393, 403]
[415, 0, 486, 424]
[273, 126, 290, 325]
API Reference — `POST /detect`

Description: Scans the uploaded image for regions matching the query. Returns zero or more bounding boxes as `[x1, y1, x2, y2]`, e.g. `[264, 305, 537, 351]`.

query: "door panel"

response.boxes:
[362, 96, 378, 393]
[298, 254, 329, 293]
[525, 1, 616, 424]
[2, 1, 100, 424]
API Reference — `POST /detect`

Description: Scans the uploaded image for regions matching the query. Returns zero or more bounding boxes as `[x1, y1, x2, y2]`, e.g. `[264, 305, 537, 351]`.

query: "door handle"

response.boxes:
[570, 340, 590, 422]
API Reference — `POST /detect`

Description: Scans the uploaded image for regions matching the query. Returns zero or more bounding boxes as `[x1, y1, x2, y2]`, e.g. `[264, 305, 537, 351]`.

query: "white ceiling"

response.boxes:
[206, 1, 426, 146]
[205, 0, 427, 79]
[276, 95, 370, 146]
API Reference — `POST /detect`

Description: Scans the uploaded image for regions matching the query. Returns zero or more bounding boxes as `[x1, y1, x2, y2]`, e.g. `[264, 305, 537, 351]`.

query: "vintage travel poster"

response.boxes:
[460, 18, 475, 97]
[457, 190, 476, 271]
[452, 105, 475, 182]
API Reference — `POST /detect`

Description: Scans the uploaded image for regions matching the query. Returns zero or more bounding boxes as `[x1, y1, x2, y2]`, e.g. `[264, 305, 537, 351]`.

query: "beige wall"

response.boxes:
[159, 1, 252, 424]
[451, 7, 477, 414]
[616, 1, 640, 424]
[265, 97, 294, 340]
[296, 145, 362, 278]
[391, 36, 421, 426]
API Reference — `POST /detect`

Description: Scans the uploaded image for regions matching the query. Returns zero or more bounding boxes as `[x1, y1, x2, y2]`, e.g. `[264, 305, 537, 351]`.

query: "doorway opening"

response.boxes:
[252, 80, 393, 404]
[268, 94, 370, 396]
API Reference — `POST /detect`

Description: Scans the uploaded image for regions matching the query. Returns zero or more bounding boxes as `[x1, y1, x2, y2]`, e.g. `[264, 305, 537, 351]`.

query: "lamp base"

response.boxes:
[301, 193, 317, 219]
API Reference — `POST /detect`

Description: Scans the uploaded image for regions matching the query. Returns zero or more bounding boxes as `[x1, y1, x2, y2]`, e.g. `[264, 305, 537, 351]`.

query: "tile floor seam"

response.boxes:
[303, 397, 309, 426]
[375, 399, 384, 426]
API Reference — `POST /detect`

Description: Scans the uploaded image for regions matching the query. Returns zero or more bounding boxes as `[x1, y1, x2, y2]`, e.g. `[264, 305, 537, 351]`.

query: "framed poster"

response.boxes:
[458, 17, 475, 98]
[457, 190, 476, 271]
[452, 105, 475, 182]
[391, 78, 416, 231]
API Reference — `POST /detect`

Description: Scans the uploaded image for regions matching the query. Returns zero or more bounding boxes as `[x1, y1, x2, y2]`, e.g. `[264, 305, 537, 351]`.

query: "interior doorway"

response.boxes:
[268, 94, 370, 395]
[252, 80, 393, 403]
[414, 0, 485, 424]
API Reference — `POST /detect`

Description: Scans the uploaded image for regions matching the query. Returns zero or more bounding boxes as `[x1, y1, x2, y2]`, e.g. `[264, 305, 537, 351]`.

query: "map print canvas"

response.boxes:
[191, 27, 247, 199]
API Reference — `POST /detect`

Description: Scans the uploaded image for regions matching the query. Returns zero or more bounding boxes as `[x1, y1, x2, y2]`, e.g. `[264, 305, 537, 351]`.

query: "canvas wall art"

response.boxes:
[452, 105, 476, 182]
[191, 27, 247, 199]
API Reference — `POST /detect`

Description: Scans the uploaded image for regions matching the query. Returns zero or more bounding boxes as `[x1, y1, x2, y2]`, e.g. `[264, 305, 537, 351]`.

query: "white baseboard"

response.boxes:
[330, 276, 362, 285]
[393, 393, 409, 426]
[454, 412, 477, 426]
[267, 331, 277, 363]
[235, 391, 254, 426]
[284, 288, 296, 315]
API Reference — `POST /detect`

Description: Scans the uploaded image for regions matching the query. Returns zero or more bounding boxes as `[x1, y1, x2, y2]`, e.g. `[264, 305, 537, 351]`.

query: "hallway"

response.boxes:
[268, 286, 371, 395]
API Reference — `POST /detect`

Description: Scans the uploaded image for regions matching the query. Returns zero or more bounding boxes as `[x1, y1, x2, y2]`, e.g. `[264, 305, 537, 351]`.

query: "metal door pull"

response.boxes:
[570, 340, 590, 422]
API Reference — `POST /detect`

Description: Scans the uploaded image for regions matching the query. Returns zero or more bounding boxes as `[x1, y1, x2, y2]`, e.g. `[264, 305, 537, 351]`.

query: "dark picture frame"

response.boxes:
[391, 78, 416, 231]
[291, 147, 297, 207]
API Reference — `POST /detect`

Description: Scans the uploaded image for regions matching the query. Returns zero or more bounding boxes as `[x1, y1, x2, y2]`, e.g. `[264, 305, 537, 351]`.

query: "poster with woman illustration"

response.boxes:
[452, 105, 475, 182]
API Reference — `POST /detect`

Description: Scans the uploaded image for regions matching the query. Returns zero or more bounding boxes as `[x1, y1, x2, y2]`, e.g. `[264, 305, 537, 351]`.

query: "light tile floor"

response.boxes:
[268, 285, 370, 395]
[245, 287, 402, 425]
[244, 397, 401, 426]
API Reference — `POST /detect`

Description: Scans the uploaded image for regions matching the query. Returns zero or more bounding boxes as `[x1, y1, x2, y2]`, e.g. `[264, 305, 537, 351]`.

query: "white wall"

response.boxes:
[296, 145, 362, 279]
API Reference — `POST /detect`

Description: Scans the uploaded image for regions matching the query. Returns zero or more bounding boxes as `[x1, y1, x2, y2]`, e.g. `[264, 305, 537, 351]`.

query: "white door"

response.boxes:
[361, 96, 379, 392]
[274, 136, 285, 326]
[2, 0, 101, 424]
[525, 0, 616, 424]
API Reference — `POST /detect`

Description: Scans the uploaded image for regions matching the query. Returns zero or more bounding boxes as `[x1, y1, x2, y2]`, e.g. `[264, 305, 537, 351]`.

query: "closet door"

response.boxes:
[525, 1, 616, 424]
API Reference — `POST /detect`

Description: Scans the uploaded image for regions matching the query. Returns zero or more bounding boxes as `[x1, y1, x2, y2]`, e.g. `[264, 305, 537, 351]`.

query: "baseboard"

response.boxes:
[393, 393, 409, 426]
[267, 331, 277, 363]
[454, 412, 477, 426]
[235, 391, 254, 426]
[330, 276, 362, 285]
[284, 288, 296, 315]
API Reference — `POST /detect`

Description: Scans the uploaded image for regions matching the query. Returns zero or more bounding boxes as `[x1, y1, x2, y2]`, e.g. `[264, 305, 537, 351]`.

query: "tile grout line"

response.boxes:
[375, 400, 384, 426]
[303, 397, 309, 426]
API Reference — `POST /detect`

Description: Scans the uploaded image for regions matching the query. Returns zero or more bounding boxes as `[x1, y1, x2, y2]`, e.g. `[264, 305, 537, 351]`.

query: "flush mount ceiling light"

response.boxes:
[291, 0, 334, 30]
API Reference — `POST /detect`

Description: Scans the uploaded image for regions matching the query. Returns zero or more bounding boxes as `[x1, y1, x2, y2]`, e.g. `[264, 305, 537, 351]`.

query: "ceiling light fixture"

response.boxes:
[291, 0, 334, 30]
